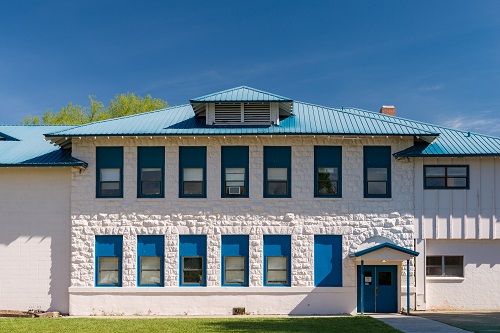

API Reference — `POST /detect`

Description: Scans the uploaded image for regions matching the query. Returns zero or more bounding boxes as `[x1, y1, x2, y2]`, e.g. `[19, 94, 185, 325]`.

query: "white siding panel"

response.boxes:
[417, 157, 500, 240]
[0, 168, 71, 313]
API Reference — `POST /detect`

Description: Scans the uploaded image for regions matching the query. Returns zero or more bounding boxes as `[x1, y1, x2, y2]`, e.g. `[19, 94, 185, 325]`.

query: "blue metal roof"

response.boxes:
[343, 108, 500, 157]
[41, 87, 500, 157]
[45, 102, 438, 138]
[190, 86, 293, 102]
[0, 125, 87, 167]
[349, 242, 419, 258]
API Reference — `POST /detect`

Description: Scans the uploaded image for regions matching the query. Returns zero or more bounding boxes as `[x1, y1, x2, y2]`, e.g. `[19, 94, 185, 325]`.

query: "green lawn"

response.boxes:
[0, 316, 401, 333]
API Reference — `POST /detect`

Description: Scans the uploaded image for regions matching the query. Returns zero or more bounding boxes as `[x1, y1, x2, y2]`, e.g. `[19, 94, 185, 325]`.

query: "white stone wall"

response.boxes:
[0, 168, 72, 313]
[69, 135, 415, 314]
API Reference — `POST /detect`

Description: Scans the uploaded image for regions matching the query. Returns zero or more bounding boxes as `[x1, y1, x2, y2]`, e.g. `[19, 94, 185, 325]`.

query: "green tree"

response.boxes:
[22, 93, 168, 125]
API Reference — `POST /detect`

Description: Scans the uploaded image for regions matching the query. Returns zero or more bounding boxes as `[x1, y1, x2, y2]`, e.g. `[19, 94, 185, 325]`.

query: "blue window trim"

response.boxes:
[179, 235, 207, 286]
[137, 235, 164, 287]
[363, 146, 392, 198]
[314, 146, 342, 198]
[263, 235, 291, 287]
[137, 146, 165, 198]
[221, 235, 249, 286]
[179, 146, 207, 198]
[263, 146, 292, 198]
[221, 146, 249, 198]
[314, 235, 343, 287]
[95, 235, 122, 287]
[96, 147, 123, 198]
[423, 165, 470, 190]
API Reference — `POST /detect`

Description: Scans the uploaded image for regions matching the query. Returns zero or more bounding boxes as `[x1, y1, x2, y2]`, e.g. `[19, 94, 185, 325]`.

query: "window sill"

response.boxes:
[136, 198, 165, 202]
[220, 197, 250, 201]
[363, 198, 393, 202]
[426, 276, 465, 281]
[314, 197, 343, 201]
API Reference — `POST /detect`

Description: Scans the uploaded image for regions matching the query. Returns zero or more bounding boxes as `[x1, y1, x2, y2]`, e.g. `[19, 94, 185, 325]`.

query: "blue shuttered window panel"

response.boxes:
[263, 146, 291, 198]
[96, 147, 123, 198]
[179, 235, 207, 286]
[95, 235, 123, 287]
[179, 146, 207, 198]
[137, 147, 165, 198]
[137, 235, 164, 287]
[363, 146, 392, 198]
[314, 235, 343, 287]
[314, 146, 342, 198]
[221, 235, 249, 286]
[221, 146, 249, 198]
[263, 235, 291, 286]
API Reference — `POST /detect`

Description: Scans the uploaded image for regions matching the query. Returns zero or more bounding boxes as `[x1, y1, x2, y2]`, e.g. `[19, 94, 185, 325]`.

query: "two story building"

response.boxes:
[1, 86, 499, 315]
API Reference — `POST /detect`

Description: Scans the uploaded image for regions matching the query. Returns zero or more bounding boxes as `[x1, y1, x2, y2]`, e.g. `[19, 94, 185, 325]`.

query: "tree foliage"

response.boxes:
[22, 93, 168, 125]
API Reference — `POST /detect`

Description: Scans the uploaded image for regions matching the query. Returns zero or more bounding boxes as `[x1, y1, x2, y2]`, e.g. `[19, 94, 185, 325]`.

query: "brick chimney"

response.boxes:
[380, 105, 396, 116]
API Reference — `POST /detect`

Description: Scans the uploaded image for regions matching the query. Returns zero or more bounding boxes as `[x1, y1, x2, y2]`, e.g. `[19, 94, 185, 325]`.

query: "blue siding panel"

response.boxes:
[314, 235, 342, 287]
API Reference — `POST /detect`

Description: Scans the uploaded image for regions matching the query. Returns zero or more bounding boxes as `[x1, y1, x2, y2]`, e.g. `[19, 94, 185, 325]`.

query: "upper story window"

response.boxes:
[137, 146, 165, 198]
[221, 146, 249, 198]
[426, 256, 464, 277]
[424, 165, 469, 189]
[264, 146, 291, 198]
[179, 146, 206, 198]
[363, 146, 391, 198]
[96, 147, 123, 198]
[314, 146, 342, 198]
[95, 235, 122, 287]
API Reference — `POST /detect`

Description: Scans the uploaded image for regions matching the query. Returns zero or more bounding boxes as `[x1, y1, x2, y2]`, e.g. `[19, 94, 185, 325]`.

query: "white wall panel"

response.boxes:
[0, 168, 71, 313]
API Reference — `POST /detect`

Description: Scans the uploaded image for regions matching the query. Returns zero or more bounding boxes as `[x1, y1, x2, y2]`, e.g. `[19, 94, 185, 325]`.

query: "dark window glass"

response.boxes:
[378, 272, 392, 286]
[425, 165, 469, 189]
[182, 257, 203, 284]
[426, 256, 463, 277]
[318, 167, 338, 195]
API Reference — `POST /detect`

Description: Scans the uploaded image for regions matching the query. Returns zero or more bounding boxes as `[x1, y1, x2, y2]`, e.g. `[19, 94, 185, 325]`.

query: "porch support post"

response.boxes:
[407, 259, 410, 315]
[360, 259, 364, 315]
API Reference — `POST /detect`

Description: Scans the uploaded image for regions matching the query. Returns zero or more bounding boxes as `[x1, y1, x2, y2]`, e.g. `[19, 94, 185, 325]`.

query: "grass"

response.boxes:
[0, 316, 401, 333]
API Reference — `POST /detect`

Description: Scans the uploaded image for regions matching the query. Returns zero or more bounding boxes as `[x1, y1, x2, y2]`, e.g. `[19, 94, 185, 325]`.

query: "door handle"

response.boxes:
[375, 286, 378, 296]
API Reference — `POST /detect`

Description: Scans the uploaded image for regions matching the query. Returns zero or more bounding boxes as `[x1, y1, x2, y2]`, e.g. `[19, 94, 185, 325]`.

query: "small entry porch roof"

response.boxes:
[349, 242, 419, 262]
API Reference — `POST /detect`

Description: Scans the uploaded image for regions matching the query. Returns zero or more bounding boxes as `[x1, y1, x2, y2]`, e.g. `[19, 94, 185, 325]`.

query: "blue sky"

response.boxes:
[1, 1, 499, 135]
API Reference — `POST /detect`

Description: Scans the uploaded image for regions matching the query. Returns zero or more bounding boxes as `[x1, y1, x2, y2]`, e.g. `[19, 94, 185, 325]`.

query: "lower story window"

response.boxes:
[139, 256, 162, 285]
[267, 256, 288, 284]
[224, 256, 246, 284]
[182, 256, 204, 284]
[98, 257, 120, 285]
[426, 256, 464, 277]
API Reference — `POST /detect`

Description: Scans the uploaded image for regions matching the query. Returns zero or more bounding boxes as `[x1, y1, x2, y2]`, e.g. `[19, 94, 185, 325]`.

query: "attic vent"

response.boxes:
[244, 103, 271, 123]
[215, 104, 242, 123]
[213, 103, 271, 125]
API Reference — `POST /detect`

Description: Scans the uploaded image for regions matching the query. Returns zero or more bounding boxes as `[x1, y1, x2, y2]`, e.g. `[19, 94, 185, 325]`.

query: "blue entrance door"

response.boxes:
[357, 265, 397, 313]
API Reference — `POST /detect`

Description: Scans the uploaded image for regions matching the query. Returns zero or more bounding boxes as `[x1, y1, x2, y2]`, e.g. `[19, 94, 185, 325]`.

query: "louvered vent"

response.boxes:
[214, 104, 242, 123]
[244, 103, 271, 123]
[212, 102, 273, 125]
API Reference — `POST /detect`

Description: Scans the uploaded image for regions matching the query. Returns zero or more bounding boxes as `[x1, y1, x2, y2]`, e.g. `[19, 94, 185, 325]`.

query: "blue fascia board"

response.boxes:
[350, 242, 419, 258]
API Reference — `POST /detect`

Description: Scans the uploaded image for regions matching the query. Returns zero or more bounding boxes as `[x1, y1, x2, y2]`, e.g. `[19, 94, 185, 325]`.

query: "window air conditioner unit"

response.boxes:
[228, 186, 241, 195]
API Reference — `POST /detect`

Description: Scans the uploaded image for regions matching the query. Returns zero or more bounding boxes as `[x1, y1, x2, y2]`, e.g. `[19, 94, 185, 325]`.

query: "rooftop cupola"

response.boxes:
[190, 86, 293, 126]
